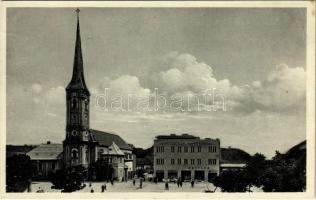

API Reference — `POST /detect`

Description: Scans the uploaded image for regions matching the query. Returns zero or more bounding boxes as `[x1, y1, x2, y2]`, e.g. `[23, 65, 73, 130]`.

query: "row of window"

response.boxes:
[38, 162, 56, 171]
[156, 146, 165, 153]
[157, 145, 217, 153]
[156, 158, 217, 165]
[71, 98, 89, 111]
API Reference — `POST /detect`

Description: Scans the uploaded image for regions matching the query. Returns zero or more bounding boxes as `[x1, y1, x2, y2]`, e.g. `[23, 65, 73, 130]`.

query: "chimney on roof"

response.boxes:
[47, 141, 51, 145]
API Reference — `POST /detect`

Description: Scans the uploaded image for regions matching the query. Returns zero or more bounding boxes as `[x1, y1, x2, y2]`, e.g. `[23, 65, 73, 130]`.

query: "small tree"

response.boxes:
[213, 170, 250, 192]
[6, 154, 36, 192]
[259, 153, 306, 192]
[245, 153, 266, 187]
[49, 165, 87, 192]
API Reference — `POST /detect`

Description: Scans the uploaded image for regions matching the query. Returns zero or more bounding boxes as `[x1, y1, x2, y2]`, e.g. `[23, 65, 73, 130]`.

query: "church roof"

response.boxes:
[27, 144, 63, 160]
[66, 11, 90, 95]
[90, 129, 132, 151]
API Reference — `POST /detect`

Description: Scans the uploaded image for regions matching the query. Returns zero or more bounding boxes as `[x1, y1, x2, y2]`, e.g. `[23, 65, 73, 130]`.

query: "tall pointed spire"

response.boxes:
[66, 9, 90, 95]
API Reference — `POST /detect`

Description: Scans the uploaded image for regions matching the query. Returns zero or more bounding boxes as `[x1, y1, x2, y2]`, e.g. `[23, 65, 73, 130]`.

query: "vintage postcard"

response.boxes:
[0, 1, 315, 199]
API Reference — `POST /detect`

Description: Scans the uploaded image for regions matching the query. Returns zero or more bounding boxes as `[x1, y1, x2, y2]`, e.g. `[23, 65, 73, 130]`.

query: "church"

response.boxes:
[62, 10, 135, 181]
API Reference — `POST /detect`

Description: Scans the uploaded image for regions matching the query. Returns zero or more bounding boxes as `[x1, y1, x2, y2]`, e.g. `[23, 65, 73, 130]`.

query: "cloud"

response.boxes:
[245, 63, 306, 112]
[152, 52, 246, 111]
[93, 75, 151, 111]
[92, 52, 305, 114]
[44, 86, 65, 105]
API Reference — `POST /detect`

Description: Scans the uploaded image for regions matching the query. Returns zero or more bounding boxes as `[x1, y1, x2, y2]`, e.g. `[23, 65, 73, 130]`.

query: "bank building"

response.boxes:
[153, 134, 220, 182]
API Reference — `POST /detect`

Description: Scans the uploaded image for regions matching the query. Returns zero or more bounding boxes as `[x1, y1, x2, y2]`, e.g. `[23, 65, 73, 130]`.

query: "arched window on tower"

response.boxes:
[71, 148, 78, 159]
[71, 99, 78, 109]
[85, 100, 88, 111]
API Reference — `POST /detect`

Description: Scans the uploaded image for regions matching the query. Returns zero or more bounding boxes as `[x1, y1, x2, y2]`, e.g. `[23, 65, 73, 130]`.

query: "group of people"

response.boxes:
[89, 176, 196, 192]
[176, 178, 183, 188]
[164, 178, 194, 190]
[90, 178, 115, 193]
[132, 175, 144, 189]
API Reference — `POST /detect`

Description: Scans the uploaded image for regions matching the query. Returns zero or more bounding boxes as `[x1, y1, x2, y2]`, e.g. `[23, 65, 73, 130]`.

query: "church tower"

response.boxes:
[63, 9, 91, 168]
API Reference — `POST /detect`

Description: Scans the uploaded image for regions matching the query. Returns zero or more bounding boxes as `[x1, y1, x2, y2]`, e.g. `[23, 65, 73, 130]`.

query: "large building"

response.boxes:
[153, 134, 220, 182]
[62, 10, 135, 181]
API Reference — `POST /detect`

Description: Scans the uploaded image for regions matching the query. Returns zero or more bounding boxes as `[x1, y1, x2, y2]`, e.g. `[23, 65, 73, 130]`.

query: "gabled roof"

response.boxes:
[90, 129, 132, 151]
[27, 144, 63, 160]
[101, 142, 125, 156]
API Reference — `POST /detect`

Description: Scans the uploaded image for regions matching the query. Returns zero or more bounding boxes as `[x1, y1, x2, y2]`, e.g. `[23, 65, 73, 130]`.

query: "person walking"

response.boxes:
[165, 182, 169, 190]
[191, 180, 194, 188]
[139, 177, 143, 189]
[133, 178, 136, 186]
[27, 179, 31, 192]
[101, 185, 105, 192]
[177, 178, 180, 188]
[180, 178, 183, 188]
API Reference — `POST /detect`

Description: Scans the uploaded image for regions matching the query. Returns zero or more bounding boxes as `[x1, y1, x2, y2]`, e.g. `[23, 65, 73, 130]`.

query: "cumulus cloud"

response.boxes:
[92, 52, 305, 114]
[152, 52, 246, 111]
[247, 63, 306, 112]
[93, 75, 151, 111]
[154, 53, 306, 113]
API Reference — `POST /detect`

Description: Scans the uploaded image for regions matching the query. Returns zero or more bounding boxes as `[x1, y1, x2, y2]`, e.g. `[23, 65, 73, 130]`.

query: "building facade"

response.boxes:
[153, 134, 220, 182]
[27, 142, 63, 179]
[62, 10, 135, 180]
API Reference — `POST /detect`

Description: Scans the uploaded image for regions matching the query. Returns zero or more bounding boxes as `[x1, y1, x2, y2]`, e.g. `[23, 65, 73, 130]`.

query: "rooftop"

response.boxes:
[156, 134, 199, 140]
[90, 129, 132, 151]
[26, 143, 63, 160]
[156, 134, 219, 141]
[101, 142, 125, 156]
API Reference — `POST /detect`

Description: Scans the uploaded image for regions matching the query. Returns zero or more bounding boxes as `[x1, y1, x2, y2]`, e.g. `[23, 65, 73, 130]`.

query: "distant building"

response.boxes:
[26, 142, 63, 178]
[153, 134, 220, 182]
[220, 163, 246, 171]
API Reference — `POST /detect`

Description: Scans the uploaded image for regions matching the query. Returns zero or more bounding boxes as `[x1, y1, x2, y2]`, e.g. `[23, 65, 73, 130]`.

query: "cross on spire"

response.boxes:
[76, 8, 80, 18]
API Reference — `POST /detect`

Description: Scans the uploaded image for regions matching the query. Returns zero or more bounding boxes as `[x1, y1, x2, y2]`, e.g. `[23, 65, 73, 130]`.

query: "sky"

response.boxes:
[6, 8, 306, 158]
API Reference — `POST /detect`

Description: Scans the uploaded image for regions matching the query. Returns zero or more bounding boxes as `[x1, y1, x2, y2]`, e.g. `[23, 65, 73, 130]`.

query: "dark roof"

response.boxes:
[27, 144, 63, 160]
[66, 14, 89, 95]
[90, 129, 132, 151]
[156, 134, 199, 140]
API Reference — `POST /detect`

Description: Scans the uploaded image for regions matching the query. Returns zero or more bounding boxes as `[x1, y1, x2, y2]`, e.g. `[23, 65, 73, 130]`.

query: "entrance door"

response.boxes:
[156, 171, 164, 182]
[168, 170, 177, 178]
[181, 170, 191, 181]
[194, 170, 205, 181]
